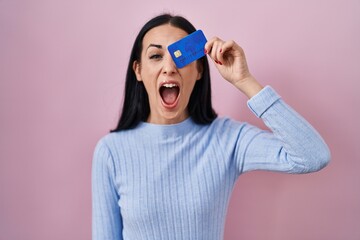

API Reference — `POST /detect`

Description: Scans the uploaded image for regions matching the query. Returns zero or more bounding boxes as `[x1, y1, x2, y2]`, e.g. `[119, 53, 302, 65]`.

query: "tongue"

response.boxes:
[161, 88, 178, 105]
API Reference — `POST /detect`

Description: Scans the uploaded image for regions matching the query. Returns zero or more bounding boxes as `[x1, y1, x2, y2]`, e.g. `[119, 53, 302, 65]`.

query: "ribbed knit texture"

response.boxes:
[92, 86, 330, 240]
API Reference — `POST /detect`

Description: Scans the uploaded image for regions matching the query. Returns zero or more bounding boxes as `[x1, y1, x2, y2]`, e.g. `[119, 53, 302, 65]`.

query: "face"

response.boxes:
[133, 24, 202, 125]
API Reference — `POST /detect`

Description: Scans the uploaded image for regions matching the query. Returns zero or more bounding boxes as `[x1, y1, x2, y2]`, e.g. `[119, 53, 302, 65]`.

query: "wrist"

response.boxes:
[234, 75, 264, 99]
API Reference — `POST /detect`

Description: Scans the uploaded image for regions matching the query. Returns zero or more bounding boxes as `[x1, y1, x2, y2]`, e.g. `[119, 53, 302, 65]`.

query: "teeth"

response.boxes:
[163, 83, 178, 88]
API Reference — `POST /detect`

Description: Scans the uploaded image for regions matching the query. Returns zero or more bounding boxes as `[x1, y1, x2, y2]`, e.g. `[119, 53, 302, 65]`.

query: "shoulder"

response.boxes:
[202, 117, 251, 144]
[93, 134, 115, 159]
[93, 128, 142, 161]
[93, 132, 124, 162]
[95, 129, 134, 150]
[209, 117, 247, 132]
[208, 117, 262, 142]
[203, 117, 261, 155]
[95, 133, 117, 151]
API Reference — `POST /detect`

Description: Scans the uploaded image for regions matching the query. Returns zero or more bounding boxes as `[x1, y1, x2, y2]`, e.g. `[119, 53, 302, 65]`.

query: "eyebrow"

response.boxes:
[147, 44, 163, 50]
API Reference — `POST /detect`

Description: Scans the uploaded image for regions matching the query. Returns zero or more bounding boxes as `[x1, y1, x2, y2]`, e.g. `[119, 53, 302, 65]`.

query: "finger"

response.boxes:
[215, 42, 226, 64]
[205, 37, 223, 55]
[210, 41, 221, 63]
[205, 37, 225, 64]
[204, 37, 219, 55]
[217, 40, 236, 63]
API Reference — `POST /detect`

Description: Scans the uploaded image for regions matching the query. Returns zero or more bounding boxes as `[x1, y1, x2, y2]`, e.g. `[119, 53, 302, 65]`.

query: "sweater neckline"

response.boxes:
[137, 117, 196, 136]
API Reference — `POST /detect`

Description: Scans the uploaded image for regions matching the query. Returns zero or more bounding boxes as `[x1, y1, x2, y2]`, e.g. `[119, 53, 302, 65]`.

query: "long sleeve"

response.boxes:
[227, 86, 331, 174]
[92, 141, 123, 240]
[89, 86, 330, 240]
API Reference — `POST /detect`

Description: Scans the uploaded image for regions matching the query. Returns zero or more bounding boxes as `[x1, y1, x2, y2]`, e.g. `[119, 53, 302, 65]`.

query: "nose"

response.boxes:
[162, 53, 177, 75]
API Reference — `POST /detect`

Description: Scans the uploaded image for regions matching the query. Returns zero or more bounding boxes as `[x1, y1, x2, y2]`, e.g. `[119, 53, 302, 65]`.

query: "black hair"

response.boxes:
[111, 13, 217, 131]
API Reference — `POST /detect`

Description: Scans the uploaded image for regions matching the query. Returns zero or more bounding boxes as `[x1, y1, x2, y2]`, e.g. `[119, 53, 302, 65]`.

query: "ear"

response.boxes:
[133, 60, 142, 81]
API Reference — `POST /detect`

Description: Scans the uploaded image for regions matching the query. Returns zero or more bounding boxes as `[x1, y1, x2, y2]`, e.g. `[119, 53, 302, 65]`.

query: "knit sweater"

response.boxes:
[92, 86, 330, 240]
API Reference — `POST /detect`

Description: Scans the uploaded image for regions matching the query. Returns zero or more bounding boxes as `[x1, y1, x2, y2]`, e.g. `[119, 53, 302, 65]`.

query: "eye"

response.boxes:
[149, 54, 162, 60]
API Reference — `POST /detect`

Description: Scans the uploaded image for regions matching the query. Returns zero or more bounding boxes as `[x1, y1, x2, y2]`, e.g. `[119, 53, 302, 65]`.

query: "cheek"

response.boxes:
[182, 76, 198, 96]
[141, 63, 162, 80]
[142, 81, 157, 96]
[182, 67, 200, 84]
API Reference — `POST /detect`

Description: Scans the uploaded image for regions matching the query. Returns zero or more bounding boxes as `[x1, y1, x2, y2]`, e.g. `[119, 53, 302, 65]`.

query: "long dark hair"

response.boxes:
[111, 14, 217, 131]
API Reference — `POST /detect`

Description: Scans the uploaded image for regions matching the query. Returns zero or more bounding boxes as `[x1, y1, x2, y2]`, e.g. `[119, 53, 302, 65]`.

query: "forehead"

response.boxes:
[142, 24, 189, 48]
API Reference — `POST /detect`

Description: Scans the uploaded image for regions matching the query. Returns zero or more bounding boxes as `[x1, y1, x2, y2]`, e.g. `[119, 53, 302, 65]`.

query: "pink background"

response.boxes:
[1, 0, 359, 239]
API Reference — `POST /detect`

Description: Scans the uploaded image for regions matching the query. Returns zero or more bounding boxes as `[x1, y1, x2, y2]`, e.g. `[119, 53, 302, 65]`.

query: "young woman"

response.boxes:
[92, 13, 330, 240]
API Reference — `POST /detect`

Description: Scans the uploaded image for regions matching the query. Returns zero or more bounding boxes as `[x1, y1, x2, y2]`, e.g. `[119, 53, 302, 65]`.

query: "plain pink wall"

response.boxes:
[1, 0, 359, 239]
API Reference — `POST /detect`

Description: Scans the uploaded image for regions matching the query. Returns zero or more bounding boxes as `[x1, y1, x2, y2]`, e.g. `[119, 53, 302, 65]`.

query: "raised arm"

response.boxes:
[205, 37, 330, 174]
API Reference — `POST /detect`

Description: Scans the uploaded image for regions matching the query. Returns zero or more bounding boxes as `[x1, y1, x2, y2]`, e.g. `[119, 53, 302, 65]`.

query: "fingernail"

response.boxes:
[220, 49, 222, 53]
[218, 61, 223, 65]
[215, 60, 219, 64]
[204, 49, 207, 54]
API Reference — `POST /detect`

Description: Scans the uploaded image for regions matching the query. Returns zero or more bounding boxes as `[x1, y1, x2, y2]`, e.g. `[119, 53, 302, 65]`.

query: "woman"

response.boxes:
[92, 14, 330, 240]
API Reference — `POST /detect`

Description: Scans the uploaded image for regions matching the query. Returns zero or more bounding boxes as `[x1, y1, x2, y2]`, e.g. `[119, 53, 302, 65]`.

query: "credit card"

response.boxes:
[167, 29, 207, 68]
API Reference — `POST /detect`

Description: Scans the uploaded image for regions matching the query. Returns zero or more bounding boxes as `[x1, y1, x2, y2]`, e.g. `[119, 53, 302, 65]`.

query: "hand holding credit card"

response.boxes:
[167, 30, 207, 68]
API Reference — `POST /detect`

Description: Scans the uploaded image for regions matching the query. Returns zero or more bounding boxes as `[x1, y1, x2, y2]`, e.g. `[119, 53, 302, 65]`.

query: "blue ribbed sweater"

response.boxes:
[92, 86, 330, 240]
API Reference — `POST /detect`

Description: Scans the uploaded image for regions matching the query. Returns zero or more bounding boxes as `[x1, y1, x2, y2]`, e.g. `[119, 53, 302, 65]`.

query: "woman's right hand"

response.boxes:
[205, 37, 263, 98]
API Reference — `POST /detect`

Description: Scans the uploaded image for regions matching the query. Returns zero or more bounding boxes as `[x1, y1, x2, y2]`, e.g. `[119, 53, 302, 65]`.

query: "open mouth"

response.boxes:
[159, 82, 180, 107]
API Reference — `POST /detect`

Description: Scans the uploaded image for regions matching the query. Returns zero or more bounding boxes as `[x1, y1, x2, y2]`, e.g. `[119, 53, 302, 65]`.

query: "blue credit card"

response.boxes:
[168, 30, 207, 68]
